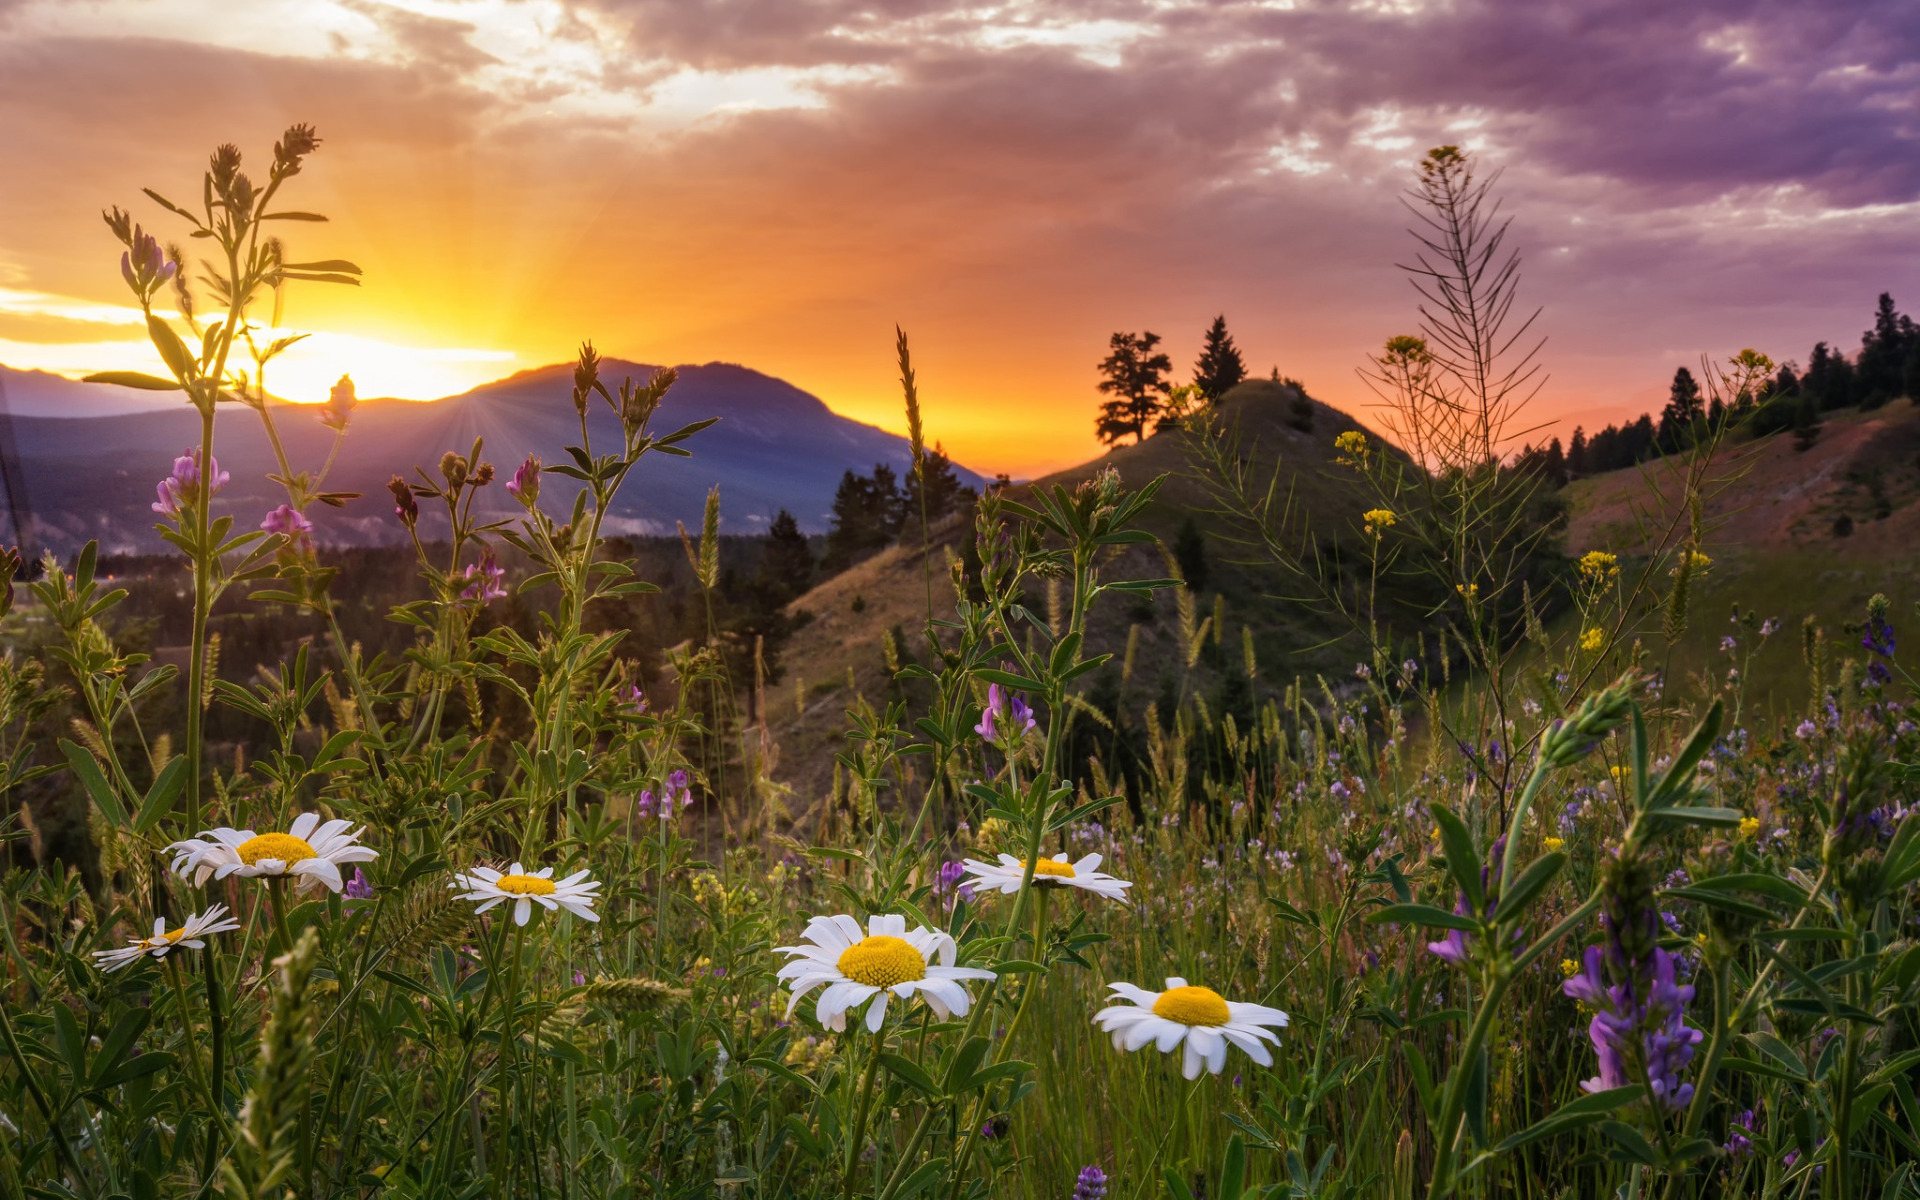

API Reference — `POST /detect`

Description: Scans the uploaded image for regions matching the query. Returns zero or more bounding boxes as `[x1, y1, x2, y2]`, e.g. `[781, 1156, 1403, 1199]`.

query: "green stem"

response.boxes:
[841, 1028, 886, 1200]
[0, 992, 95, 1197]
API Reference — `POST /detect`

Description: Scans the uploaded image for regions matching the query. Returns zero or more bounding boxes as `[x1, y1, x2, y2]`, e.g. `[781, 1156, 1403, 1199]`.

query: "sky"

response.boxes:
[0, 0, 1915, 477]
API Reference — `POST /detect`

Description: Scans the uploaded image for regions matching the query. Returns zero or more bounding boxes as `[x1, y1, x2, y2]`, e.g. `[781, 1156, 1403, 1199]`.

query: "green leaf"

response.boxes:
[1647, 806, 1745, 829]
[60, 739, 128, 827]
[82, 370, 182, 391]
[973, 667, 1046, 692]
[1599, 1120, 1661, 1166]
[895, 1157, 949, 1200]
[1430, 804, 1483, 912]
[879, 1053, 940, 1098]
[132, 756, 187, 833]
[1163, 1167, 1196, 1200]
[1493, 1086, 1642, 1151]
[146, 313, 196, 381]
[1367, 903, 1478, 932]
[1498, 851, 1566, 918]
[1218, 1134, 1246, 1200]
[1662, 885, 1774, 923]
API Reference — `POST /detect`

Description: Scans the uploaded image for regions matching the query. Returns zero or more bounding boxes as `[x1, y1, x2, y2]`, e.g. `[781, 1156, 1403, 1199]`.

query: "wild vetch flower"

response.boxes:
[320, 374, 356, 431]
[507, 454, 541, 508]
[461, 547, 507, 603]
[261, 504, 312, 539]
[1862, 594, 1895, 683]
[1561, 847, 1703, 1109]
[974, 682, 1037, 743]
[388, 476, 418, 527]
[1794, 720, 1816, 740]
[118, 223, 177, 302]
[153, 450, 228, 520]
[624, 684, 648, 714]
[1073, 1166, 1108, 1200]
[932, 860, 973, 903]
[1724, 1109, 1756, 1157]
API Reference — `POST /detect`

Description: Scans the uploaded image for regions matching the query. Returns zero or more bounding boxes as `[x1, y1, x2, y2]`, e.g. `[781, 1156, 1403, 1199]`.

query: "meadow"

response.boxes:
[2, 130, 1918, 1200]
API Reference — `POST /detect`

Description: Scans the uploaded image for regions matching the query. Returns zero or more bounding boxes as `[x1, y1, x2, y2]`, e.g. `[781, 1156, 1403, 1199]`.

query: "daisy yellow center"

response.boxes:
[1152, 985, 1230, 1027]
[1031, 859, 1076, 879]
[236, 833, 317, 865]
[836, 935, 926, 988]
[494, 874, 558, 896]
[159, 927, 188, 944]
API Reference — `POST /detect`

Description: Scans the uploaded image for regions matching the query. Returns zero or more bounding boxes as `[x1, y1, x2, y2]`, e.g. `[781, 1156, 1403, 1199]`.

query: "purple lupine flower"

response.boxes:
[1725, 1108, 1756, 1158]
[506, 454, 541, 508]
[460, 546, 507, 603]
[261, 504, 312, 538]
[573, 971, 587, 986]
[932, 860, 974, 904]
[1330, 780, 1352, 801]
[636, 790, 656, 820]
[1073, 1165, 1108, 1200]
[344, 866, 374, 901]
[152, 449, 228, 519]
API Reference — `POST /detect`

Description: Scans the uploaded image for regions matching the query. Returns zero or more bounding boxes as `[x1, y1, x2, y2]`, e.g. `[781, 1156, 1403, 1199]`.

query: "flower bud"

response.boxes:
[440, 452, 468, 489]
[388, 476, 418, 527]
[507, 455, 541, 509]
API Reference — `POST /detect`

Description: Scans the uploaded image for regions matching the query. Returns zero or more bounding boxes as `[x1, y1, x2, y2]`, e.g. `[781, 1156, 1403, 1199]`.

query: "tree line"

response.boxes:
[1516, 291, 1920, 482]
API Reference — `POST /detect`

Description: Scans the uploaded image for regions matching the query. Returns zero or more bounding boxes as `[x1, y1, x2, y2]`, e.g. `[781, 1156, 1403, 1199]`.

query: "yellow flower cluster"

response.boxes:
[1363, 508, 1397, 536]
[1738, 816, 1761, 840]
[1579, 626, 1606, 654]
[1543, 836, 1565, 852]
[1578, 550, 1619, 583]
[1455, 582, 1479, 600]
[1671, 550, 1712, 576]
[1334, 431, 1369, 465]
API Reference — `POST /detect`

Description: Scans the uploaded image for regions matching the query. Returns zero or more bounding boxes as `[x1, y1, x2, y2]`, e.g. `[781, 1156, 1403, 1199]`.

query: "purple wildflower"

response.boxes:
[119, 224, 177, 298]
[507, 454, 541, 508]
[344, 866, 374, 901]
[975, 682, 1037, 743]
[320, 374, 356, 432]
[932, 860, 974, 904]
[261, 504, 312, 538]
[1073, 1165, 1108, 1200]
[1725, 1108, 1755, 1158]
[152, 450, 228, 520]
[625, 685, 648, 715]
[461, 546, 507, 603]
[388, 476, 419, 527]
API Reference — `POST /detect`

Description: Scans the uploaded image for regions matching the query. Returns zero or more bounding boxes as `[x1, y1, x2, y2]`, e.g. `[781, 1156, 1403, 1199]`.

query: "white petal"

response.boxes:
[1182, 1037, 1207, 1080]
[514, 898, 533, 926]
[288, 812, 319, 840]
[865, 989, 889, 1032]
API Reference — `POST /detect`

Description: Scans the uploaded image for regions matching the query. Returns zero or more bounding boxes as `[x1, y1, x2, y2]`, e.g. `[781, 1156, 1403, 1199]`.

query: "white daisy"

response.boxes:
[93, 905, 243, 973]
[958, 852, 1132, 903]
[449, 862, 601, 926]
[1093, 977, 1290, 1080]
[167, 812, 377, 893]
[776, 913, 996, 1033]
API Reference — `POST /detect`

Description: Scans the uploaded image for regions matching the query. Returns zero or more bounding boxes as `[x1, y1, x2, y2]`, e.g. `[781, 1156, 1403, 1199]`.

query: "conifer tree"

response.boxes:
[1192, 315, 1247, 401]
[1094, 331, 1172, 445]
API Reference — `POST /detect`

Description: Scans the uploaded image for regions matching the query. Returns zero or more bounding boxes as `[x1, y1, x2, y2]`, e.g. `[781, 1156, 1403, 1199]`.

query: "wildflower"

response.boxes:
[152, 450, 229, 520]
[1719, 636, 1737, 654]
[1544, 836, 1565, 852]
[1333, 430, 1369, 464]
[461, 546, 507, 603]
[168, 812, 376, 893]
[1362, 508, 1396, 536]
[1561, 847, 1703, 1109]
[974, 682, 1037, 743]
[93, 905, 242, 972]
[931, 860, 974, 903]
[1560, 958, 1579, 977]
[1402, 658, 1418, 678]
[624, 684, 648, 714]
[1670, 550, 1711, 576]
[1074, 1166, 1109, 1200]
[320, 374, 356, 431]
[1726, 1109, 1756, 1158]
[388, 476, 418, 527]
[1330, 780, 1352, 801]
[1794, 720, 1817, 740]
[980, 1116, 1009, 1140]
[260, 504, 312, 538]
[958, 852, 1132, 903]
[1092, 977, 1289, 1080]
[1570, 625, 1603, 656]
[1578, 550, 1620, 583]
[775, 913, 995, 1032]
[1760, 618, 1779, 636]
[1738, 816, 1761, 840]
[344, 867, 374, 900]
[507, 454, 541, 508]
[118, 223, 177, 301]
[1354, 663, 1371, 680]
[1455, 582, 1479, 599]
[450, 862, 601, 926]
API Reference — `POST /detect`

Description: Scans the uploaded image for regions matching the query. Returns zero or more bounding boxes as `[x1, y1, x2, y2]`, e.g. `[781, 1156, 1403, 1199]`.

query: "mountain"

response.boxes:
[0, 365, 184, 418]
[0, 360, 980, 554]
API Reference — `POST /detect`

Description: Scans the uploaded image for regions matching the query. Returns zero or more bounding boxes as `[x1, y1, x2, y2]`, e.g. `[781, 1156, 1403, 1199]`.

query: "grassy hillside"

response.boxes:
[1562, 402, 1920, 718]
[762, 380, 1395, 814]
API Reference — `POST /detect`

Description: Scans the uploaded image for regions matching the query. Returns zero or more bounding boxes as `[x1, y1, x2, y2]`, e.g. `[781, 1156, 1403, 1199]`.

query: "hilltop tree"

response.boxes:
[1657, 366, 1704, 449]
[822, 463, 904, 571]
[1095, 330, 1172, 446]
[1192, 315, 1247, 402]
[755, 509, 815, 607]
[902, 442, 977, 526]
[1859, 292, 1916, 407]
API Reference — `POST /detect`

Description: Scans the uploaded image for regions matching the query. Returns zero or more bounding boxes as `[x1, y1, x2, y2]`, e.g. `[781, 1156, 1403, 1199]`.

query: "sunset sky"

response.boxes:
[1, 0, 1915, 476]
